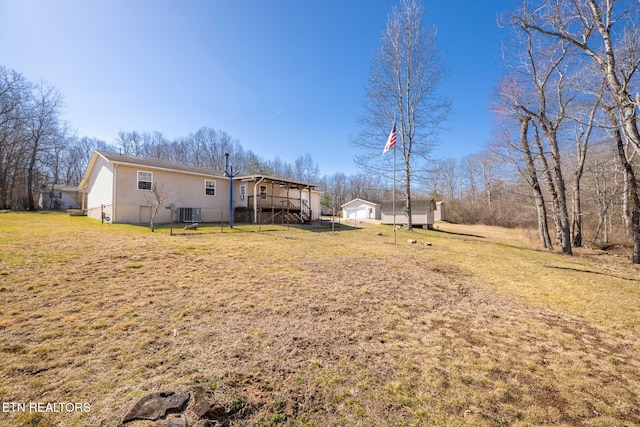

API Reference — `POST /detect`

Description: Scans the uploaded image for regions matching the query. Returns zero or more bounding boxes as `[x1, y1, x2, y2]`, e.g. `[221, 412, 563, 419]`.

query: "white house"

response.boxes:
[380, 199, 436, 229]
[38, 184, 82, 210]
[340, 198, 381, 220]
[79, 150, 321, 224]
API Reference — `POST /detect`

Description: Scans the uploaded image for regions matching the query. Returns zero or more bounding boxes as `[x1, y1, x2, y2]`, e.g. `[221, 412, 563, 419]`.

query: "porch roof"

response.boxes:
[237, 174, 318, 191]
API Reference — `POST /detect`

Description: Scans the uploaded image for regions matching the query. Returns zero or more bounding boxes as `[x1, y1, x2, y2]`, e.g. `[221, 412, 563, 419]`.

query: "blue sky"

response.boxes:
[1, 0, 514, 176]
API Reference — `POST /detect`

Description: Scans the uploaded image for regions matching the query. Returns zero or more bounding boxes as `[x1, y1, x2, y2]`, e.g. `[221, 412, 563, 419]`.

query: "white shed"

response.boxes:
[341, 198, 381, 220]
[435, 201, 446, 221]
[380, 199, 435, 229]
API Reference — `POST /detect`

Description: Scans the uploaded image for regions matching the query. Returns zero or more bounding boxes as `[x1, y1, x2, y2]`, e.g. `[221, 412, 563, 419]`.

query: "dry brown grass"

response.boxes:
[0, 213, 639, 426]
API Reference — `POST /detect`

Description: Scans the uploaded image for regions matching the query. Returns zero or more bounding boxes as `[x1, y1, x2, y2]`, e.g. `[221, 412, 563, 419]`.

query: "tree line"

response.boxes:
[492, 0, 640, 263]
[0, 66, 386, 212]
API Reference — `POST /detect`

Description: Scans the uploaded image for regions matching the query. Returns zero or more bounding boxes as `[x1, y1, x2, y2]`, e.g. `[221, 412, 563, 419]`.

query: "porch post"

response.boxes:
[253, 177, 265, 224]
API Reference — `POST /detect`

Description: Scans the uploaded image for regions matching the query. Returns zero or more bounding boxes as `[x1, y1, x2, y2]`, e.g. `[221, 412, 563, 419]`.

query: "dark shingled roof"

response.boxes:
[97, 150, 226, 178]
[93, 150, 318, 189]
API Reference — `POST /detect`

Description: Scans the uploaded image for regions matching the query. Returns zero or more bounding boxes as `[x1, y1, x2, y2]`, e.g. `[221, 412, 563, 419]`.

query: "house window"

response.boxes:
[137, 171, 152, 190]
[239, 185, 246, 200]
[205, 180, 216, 196]
[260, 185, 267, 199]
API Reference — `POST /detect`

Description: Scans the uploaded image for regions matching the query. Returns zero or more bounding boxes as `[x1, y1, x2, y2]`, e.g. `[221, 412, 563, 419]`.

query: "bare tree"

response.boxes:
[620, 143, 637, 234]
[188, 127, 244, 171]
[509, 8, 574, 254]
[0, 67, 32, 209]
[269, 156, 293, 180]
[322, 172, 350, 211]
[25, 81, 63, 210]
[568, 76, 606, 247]
[144, 182, 169, 232]
[493, 74, 553, 248]
[116, 130, 144, 156]
[60, 136, 111, 185]
[431, 158, 457, 200]
[586, 144, 622, 244]
[348, 173, 386, 202]
[353, 0, 450, 230]
[293, 153, 319, 183]
[607, 107, 640, 262]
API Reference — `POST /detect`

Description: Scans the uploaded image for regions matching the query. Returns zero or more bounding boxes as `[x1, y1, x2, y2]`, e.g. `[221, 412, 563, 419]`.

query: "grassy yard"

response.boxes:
[0, 212, 639, 426]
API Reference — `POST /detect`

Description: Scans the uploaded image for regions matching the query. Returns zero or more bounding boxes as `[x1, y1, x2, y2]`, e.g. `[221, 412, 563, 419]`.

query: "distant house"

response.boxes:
[79, 150, 320, 224]
[341, 198, 381, 220]
[38, 184, 82, 210]
[380, 199, 436, 229]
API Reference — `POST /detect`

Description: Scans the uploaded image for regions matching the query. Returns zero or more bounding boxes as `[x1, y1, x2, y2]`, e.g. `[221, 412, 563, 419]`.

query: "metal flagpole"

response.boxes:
[392, 116, 397, 245]
[383, 116, 397, 244]
[393, 136, 396, 245]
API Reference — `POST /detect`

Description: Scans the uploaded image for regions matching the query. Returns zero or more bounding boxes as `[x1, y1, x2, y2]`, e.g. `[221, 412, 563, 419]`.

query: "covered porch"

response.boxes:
[238, 175, 318, 224]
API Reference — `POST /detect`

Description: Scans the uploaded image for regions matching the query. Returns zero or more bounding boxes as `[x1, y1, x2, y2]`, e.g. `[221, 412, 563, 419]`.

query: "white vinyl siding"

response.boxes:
[86, 156, 113, 209]
[112, 164, 231, 223]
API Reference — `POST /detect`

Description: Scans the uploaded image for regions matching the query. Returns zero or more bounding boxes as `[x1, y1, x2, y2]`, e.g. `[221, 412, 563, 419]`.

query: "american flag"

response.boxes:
[382, 123, 397, 154]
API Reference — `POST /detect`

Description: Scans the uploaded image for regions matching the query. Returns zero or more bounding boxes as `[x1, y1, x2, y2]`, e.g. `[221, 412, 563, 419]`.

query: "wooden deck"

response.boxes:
[247, 195, 311, 223]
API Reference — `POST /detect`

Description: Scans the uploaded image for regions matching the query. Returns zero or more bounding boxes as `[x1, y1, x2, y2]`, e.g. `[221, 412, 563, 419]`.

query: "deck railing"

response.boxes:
[247, 195, 302, 211]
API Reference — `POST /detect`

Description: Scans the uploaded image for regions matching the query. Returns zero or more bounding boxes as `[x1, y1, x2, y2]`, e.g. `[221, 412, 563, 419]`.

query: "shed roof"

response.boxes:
[380, 199, 434, 213]
[41, 184, 82, 193]
[340, 198, 381, 208]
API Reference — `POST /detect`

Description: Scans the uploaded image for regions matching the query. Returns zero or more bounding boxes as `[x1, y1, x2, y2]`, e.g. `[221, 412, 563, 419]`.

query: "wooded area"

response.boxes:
[493, 0, 640, 263]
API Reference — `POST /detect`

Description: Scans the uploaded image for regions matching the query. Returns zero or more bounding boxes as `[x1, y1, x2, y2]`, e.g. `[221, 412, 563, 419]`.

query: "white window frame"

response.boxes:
[260, 185, 267, 199]
[137, 171, 153, 190]
[239, 184, 246, 200]
[205, 179, 216, 196]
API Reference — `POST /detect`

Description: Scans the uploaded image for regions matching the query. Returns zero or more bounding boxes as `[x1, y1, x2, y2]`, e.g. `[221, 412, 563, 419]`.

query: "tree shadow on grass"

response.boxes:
[544, 264, 640, 282]
[131, 221, 362, 236]
[297, 222, 361, 233]
[432, 228, 486, 239]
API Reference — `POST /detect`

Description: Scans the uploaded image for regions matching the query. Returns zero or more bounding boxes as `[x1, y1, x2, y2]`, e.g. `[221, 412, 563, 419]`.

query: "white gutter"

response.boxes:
[253, 177, 266, 223]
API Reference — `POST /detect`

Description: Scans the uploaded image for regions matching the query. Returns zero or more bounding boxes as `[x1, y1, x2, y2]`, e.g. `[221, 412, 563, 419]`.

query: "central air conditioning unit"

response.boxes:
[178, 207, 201, 223]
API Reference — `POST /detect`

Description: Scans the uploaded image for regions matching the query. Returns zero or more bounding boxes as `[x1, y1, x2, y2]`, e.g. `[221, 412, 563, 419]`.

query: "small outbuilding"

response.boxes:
[380, 199, 436, 229]
[435, 201, 446, 221]
[341, 198, 381, 220]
